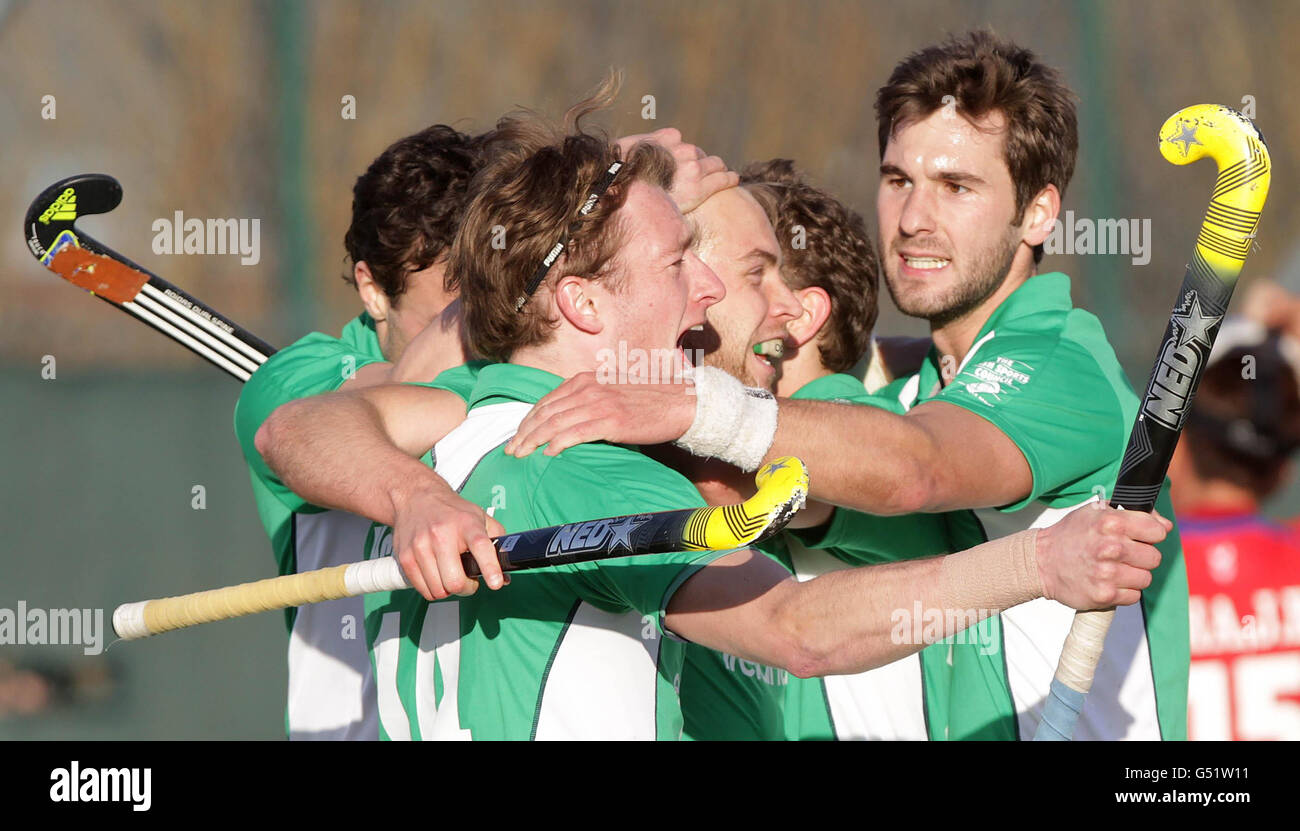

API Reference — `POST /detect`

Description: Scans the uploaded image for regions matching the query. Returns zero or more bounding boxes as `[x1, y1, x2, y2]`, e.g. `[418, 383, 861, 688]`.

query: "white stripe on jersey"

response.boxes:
[533, 602, 662, 740]
[985, 501, 1162, 741]
[894, 346, 1163, 741]
[787, 537, 929, 740]
[384, 400, 663, 739]
[374, 611, 410, 740]
[286, 510, 379, 740]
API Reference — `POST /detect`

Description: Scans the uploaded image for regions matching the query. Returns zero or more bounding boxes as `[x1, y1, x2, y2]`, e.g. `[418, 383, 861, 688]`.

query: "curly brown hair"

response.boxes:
[449, 75, 675, 362]
[343, 124, 488, 301]
[741, 159, 878, 373]
[875, 29, 1078, 263]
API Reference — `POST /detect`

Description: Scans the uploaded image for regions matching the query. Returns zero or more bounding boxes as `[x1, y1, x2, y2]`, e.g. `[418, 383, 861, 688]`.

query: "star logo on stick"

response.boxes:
[605, 516, 648, 553]
[1171, 293, 1220, 349]
[1167, 120, 1202, 157]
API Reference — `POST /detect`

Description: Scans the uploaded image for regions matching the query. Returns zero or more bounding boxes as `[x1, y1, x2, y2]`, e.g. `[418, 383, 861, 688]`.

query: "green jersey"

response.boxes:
[233, 312, 479, 740]
[880, 272, 1189, 740]
[363, 363, 730, 740]
[678, 537, 793, 741]
[781, 372, 964, 741]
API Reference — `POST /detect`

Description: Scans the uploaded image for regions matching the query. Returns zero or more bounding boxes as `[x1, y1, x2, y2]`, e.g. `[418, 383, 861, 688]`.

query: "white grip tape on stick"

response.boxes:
[343, 557, 410, 595]
[113, 557, 412, 640]
[1054, 607, 1114, 693]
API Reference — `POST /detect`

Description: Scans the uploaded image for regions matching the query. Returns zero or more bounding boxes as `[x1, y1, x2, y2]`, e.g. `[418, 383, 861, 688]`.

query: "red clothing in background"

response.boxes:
[1182, 507, 1300, 740]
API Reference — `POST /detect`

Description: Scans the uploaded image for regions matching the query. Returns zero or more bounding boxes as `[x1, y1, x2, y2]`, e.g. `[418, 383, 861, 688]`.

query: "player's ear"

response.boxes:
[355, 261, 391, 323]
[554, 275, 604, 335]
[1021, 183, 1060, 249]
[786, 286, 831, 348]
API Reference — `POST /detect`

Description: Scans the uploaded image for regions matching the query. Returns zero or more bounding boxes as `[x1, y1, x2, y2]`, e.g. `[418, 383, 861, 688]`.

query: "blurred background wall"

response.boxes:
[2, 0, 1297, 738]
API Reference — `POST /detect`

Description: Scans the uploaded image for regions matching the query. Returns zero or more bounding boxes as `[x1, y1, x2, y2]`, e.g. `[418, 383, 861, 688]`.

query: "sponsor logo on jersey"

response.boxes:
[1143, 291, 1221, 430]
[545, 515, 649, 558]
[38, 187, 77, 224]
[721, 652, 788, 686]
[960, 356, 1033, 406]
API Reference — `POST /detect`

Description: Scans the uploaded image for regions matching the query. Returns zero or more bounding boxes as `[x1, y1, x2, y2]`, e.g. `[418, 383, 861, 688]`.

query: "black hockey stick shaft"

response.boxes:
[1034, 104, 1271, 741]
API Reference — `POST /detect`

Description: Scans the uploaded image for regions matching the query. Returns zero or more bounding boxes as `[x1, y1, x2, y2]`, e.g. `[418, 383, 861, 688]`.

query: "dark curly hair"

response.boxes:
[740, 159, 879, 373]
[343, 124, 488, 300]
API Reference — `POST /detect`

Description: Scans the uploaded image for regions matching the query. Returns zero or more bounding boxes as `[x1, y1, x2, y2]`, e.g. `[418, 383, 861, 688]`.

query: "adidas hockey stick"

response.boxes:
[23, 174, 276, 381]
[1033, 105, 1271, 740]
[111, 456, 810, 640]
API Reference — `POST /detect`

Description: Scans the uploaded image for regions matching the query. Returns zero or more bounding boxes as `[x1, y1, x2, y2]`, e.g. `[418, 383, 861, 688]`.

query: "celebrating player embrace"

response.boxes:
[505, 32, 1190, 740]
[250, 68, 1173, 740]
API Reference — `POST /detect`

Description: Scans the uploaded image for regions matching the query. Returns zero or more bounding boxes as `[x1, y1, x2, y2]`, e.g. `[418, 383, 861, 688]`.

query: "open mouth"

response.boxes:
[752, 338, 785, 371]
[676, 322, 708, 368]
[752, 338, 784, 365]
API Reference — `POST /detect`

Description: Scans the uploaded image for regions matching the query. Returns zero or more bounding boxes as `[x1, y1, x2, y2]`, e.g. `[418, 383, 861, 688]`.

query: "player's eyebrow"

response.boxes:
[664, 226, 697, 264]
[879, 162, 985, 187]
[936, 170, 987, 187]
[741, 247, 779, 267]
[680, 225, 698, 254]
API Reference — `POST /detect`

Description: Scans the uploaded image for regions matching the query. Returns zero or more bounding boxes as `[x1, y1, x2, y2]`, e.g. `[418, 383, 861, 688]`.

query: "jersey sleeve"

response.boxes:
[532, 449, 732, 635]
[928, 331, 1128, 512]
[233, 333, 386, 513]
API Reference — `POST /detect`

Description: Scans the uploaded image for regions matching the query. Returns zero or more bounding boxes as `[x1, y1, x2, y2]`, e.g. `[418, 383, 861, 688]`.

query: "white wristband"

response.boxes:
[673, 366, 778, 472]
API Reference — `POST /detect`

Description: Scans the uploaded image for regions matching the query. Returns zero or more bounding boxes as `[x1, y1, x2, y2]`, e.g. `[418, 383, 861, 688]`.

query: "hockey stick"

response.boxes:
[23, 174, 276, 381]
[1033, 105, 1271, 740]
[111, 456, 810, 640]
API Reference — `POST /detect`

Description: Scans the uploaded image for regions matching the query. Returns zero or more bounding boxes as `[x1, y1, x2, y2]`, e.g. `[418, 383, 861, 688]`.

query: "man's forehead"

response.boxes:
[693, 188, 779, 259]
[885, 108, 1008, 174]
[623, 182, 688, 251]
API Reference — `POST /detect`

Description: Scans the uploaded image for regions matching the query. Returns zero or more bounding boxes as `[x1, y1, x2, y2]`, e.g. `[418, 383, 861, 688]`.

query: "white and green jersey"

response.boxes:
[233, 313, 479, 739]
[782, 372, 964, 741]
[678, 536, 793, 741]
[363, 363, 729, 740]
[880, 272, 1189, 740]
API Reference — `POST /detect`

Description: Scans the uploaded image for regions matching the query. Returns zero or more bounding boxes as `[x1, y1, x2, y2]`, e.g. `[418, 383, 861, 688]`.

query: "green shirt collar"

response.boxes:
[977, 271, 1073, 334]
[919, 271, 1074, 392]
[339, 312, 384, 359]
[469, 362, 565, 409]
[790, 372, 865, 401]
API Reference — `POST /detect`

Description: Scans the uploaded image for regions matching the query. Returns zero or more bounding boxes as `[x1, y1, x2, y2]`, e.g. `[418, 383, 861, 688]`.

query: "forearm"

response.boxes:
[766, 528, 1042, 677]
[766, 399, 941, 515]
[255, 393, 451, 525]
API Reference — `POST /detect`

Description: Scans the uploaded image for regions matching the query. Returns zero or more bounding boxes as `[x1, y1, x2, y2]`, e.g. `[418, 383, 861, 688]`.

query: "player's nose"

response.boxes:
[689, 251, 726, 307]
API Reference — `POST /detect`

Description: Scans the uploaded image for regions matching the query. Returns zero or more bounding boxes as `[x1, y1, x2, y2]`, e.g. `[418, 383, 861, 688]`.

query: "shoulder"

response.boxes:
[414, 360, 490, 404]
[537, 443, 707, 516]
